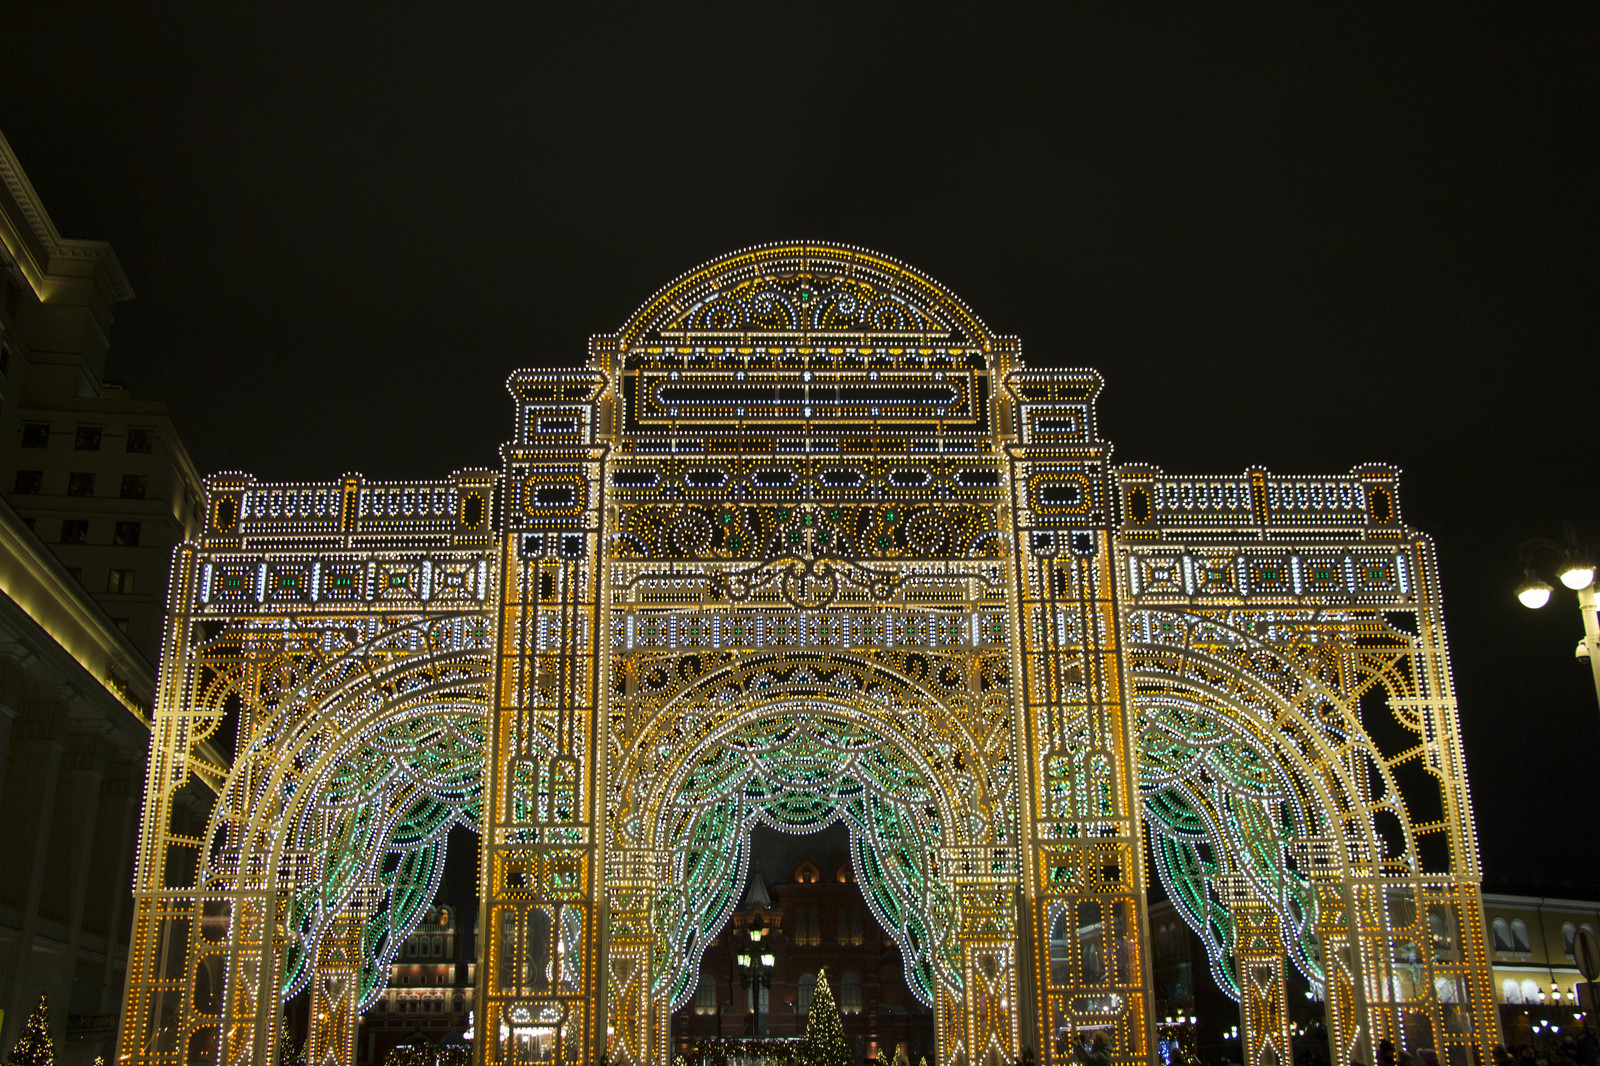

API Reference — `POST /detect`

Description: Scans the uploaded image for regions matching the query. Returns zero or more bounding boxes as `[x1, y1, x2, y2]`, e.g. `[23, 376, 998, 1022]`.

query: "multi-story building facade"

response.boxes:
[1144, 891, 1600, 1062]
[1479, 890, 1599, 1050]
[672, 830, 936, 1066]
[0, 130, 205, 664]
[358, 901, 475, 1065]
[0, 129, 211, 1063]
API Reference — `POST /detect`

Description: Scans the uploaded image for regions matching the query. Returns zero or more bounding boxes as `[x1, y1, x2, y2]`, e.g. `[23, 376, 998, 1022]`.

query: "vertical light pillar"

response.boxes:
[306, 912, 366, 1066]
[1005, 369, 1155, 1066]
[481, 371, 609, 1066]
[1232, 897, 1293, 1066]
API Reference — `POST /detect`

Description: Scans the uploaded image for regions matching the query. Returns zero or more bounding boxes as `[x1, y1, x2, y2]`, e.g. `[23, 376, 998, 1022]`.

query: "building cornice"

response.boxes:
[0, 129, 133, 303]
[1480, 893, 1600, 913]
[0, 491, 154, 714]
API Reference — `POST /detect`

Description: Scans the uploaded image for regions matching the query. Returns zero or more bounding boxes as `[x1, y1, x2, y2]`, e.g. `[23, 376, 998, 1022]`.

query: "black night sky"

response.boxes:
[1, 9, 1595, 888]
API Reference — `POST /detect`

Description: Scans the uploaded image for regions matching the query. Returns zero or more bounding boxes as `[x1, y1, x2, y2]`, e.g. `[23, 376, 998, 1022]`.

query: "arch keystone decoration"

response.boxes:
[118, 245, 1498, 1066]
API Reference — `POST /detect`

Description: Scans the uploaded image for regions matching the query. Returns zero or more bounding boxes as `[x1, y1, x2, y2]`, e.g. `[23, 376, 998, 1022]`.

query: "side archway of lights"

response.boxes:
[1126, 608, 1399, 1066]
[1115, 462, 1502, 1066]
[115, 553, 495, 1066]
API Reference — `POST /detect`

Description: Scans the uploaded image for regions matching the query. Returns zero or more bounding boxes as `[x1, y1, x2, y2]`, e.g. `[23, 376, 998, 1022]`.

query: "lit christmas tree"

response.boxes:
[804, 968, 851, 1066]
[9, 993, 54, 1066]
[276, 1005, 300, 1066]
[892, 1044, 910, 1066]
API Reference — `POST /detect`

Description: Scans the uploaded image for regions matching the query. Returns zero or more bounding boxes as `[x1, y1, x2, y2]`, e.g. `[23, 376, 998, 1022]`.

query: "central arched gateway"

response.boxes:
[116, 243, 1500, 1066]
[607, 649, 1017, 1066]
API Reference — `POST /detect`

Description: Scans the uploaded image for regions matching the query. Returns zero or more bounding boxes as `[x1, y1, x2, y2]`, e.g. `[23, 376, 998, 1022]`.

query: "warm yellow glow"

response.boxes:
[115, 243, 1502, 1066]
[1559, 563, 1595, 590]
[1518, 578, 1554, 609]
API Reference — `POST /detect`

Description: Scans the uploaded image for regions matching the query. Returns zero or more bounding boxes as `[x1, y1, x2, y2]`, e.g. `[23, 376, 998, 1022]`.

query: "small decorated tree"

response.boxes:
[9, 993, 54, 1066]
[804, 967, 851, 1066]
[892, 1044, 910, 1066]
[276, 1004, 307, 1066]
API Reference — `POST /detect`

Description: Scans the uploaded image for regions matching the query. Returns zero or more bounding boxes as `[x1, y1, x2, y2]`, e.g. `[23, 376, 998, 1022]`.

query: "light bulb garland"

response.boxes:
[115, 243, 1498, 1066]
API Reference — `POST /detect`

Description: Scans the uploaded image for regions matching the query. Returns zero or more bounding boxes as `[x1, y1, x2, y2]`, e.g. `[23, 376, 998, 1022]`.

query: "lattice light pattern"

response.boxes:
[116, 244, 1497, 1066]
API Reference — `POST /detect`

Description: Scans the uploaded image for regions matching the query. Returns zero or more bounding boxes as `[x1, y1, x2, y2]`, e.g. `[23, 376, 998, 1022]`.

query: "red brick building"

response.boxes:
[356, 902, 475, 1065]
[672, 825, 935, 1065]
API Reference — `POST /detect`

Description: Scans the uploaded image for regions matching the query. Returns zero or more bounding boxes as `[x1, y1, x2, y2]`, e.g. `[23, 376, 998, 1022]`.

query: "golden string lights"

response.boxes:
[117, 244, 1496, 1066]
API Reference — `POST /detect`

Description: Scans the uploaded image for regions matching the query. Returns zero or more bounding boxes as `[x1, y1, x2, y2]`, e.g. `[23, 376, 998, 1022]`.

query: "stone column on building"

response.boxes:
[57, 729, 110, 1025]
[0, 643, 37, 803]
[0, 687, 72, 1051]
[92, 759, 143, 1014]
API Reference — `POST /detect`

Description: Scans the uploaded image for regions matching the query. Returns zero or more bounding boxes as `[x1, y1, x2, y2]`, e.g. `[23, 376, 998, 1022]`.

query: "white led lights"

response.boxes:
[116, 245, 1497, 1066]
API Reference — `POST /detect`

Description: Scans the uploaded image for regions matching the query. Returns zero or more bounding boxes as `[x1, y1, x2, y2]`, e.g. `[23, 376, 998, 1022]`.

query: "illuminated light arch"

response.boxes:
[605, 644, 1018, 1066]
[1123, 606, 1427, 1066]
[166, 615, 492, 1066]
[606, 241, 1002, 353]
[618, 652, 1009, 1002]
[116, 243, 1500, 1066]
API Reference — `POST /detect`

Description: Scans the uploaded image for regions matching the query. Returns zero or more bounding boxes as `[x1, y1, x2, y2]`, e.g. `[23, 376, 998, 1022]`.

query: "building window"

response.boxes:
[1565, 922, 1578, 958]
[108, 569, 135, 594]
[694, 974, 717, 1016]
[1511, 919, 1532, 953]
[113, 521, 141, 546]
[74, 426, 102, 451]
[13, 470, 42, 494]
[839, 972, 862, 1014]
[120, 474, 148, 499]
[1502, 978, 1522, 1004]
[1491, 918, 1512, 952]
[126, 428, 152, 453]
[67, 472, 95, 496]
[1522, 978, 1542, 1004]
[798, 973, 815, 1015]
[21, 423, 49, 448]
[60, 520, 89, 545]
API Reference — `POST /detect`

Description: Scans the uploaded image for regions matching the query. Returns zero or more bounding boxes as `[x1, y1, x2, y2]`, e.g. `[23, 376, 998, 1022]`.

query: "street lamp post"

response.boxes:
[1516, 523, 1600, 711]
[736, 921, 775, 1037]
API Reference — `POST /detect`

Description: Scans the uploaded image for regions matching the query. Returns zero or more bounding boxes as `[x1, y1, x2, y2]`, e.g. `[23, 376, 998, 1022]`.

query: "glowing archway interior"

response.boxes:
[280, 702, 484, 1007]
[651, 700, 957, 1009]
[1128, 605, 1424, 1014]
[1138, 692, 1321, 999]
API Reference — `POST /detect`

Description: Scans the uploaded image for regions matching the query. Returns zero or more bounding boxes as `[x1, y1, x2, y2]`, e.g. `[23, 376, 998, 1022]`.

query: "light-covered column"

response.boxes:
[604, 850, 665, 1066]
[1314, 881, 1373, 1066]
[1232, 897, 1292, 1066]
[306, 912, 366, 1066]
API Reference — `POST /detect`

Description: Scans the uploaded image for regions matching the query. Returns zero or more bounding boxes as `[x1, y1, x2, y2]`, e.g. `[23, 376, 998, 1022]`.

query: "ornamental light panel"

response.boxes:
[116, 244, 1498, 1066]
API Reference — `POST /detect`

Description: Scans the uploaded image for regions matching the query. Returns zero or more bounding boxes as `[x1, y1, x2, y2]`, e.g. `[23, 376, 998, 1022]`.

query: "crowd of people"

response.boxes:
[1489, 1034, 1600, 1066]
[1070, 1031, 1600, 1066]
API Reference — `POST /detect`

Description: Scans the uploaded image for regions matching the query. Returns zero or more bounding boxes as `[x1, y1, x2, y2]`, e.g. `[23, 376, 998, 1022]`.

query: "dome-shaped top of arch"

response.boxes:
[602, 241, 1004, 355]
